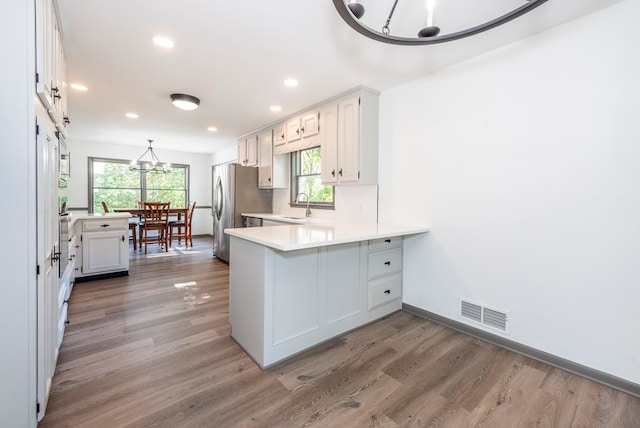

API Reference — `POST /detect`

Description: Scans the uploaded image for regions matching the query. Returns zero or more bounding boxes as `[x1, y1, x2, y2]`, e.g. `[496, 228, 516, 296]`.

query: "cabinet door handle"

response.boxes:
[331, 169, 335, 177]
[268, 177, 271, 182]
[384, 239, 391, 243]
[384, 261, 391, 266]
[281, 133, 285, 139]
[122, 235, 125, 242]
[338, 168, 343, 176]
[384, 289, 391, 294]
[100, 224, 109, 228]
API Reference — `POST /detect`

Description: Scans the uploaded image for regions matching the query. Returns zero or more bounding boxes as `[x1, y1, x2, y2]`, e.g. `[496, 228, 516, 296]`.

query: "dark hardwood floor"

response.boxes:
[39, 236, 640, 427]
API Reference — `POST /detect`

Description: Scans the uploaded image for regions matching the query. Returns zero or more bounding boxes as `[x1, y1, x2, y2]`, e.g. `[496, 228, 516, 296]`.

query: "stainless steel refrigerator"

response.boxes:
[212, 163, 272, 263]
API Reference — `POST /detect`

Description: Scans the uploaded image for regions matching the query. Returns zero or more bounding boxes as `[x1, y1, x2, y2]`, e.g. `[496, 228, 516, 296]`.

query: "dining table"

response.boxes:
[113, 207, 188, 218]
[113, 207, 189, 250]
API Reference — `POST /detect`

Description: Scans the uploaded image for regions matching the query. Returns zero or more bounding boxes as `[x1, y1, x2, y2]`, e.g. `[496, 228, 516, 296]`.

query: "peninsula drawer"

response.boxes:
[368, 247, 402, 279]
[368, 273, 402, 310]
[82, 218, 128, 232]
[368, 236, 402, 251]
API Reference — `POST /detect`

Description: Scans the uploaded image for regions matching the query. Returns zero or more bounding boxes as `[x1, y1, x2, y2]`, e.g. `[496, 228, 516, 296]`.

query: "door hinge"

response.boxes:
[36, 264, 40, 275]
[358, 171, 360, 179]
[36, 401, 40, 414]
[359, 97, 361, 106]
[35, 72, 39, 84]
[36, 123, 40, 135]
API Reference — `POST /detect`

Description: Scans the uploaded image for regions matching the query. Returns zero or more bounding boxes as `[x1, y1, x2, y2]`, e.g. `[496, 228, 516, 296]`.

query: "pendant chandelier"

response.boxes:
[333, 0, 549, 45]
[130, 139, 171, 174]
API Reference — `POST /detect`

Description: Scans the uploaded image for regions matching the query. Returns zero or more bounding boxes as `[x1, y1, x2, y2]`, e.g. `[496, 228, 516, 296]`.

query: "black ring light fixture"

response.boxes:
[332, 0, 550, 46]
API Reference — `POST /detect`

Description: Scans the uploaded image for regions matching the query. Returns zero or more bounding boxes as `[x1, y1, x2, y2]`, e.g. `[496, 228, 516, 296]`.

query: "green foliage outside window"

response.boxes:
[90, 159, 188, 213]
[292, 147, 334, 206]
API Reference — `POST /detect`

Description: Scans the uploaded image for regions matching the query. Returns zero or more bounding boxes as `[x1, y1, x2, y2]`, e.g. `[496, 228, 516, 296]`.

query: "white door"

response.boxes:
[36, 117, 59, 421]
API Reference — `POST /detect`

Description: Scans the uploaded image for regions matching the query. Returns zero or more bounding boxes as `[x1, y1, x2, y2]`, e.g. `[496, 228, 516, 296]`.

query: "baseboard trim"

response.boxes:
[403, 303, 640, 398]
[75, 270, 128, 283]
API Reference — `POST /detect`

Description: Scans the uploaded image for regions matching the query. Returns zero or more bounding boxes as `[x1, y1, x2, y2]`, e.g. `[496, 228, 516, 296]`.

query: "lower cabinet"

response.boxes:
[76, 217, 129, 278]
[81, 230, 128, 274]
[229, 236, 402, 368]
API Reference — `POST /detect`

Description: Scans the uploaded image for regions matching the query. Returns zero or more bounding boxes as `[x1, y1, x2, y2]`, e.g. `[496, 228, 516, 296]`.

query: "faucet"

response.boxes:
[296, 193, 312, 217]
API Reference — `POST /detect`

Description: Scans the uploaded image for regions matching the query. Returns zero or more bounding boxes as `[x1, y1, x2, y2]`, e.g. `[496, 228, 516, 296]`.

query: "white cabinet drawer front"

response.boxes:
[368, 247, 402, 279]
[369, 236, 402, 250]
[369, 273, 402, 310]
[82, 218, 127, 231]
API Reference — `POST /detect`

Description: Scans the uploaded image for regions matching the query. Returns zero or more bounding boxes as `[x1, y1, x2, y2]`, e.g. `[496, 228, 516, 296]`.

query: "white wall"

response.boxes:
[379, 0, 640, 384]
[66, 140, 214, 235]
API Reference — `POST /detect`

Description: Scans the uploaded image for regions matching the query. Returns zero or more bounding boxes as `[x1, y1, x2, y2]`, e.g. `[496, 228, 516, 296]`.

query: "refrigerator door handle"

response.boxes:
[214, 176, 223, 220]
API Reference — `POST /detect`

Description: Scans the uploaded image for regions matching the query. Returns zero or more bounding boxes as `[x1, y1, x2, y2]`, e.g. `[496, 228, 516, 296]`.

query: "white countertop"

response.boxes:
[225, 219, 429, 251]
[241, 212, 307, 224]
[68, 212, 132, 227]
[71, 212, 132, 220]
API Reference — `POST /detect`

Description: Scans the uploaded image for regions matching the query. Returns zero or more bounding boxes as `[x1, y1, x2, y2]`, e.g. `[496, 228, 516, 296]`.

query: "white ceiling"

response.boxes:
[56, 0, 621, 154]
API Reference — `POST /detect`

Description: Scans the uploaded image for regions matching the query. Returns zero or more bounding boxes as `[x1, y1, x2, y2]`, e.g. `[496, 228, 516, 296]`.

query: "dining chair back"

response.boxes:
[140, 201, 171, 254]
[169, 201, 196, 248]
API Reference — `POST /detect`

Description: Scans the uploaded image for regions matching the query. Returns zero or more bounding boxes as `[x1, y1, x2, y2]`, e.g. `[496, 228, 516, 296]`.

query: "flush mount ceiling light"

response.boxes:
[130, 139, 171, 174]
[333, 0, 549, 45]
[170, 93, 200, 111]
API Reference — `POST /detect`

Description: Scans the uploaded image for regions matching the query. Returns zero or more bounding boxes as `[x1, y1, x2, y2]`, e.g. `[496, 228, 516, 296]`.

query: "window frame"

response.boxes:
[290, 147, 335, 210]
[88, 156, 190, 213]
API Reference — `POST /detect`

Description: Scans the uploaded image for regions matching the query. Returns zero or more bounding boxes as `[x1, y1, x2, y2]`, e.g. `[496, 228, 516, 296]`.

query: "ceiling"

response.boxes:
[56, 0, 620, 154]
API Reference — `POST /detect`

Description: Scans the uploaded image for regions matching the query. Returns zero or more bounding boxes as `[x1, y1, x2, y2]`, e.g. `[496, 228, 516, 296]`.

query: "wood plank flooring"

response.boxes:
[39, 236, 640, 427]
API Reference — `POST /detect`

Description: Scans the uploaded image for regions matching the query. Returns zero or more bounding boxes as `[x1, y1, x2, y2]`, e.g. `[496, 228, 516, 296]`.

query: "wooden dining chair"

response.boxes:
[101, 201, 137, 250]
[139, 201, 170, 254]
[169, 201, 196, 248]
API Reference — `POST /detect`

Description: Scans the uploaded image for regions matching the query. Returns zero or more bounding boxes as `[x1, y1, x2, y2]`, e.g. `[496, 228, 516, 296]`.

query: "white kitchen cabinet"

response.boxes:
[321, 88, 379, 185]
[237, 134, 258, 167]
[35, 0, 69, 134]
[286, 110, 320, 151]
[228, 235, 402, 368]
[273, 121, 287, 147]
[76, 217, 129, 277]
[258, 129, 288, 189]
[367, 237, 403, 310]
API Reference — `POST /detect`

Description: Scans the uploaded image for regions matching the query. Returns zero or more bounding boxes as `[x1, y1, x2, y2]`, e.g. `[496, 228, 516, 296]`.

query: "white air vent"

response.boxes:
[460, 298, 509, 333]
[460, 300, 482, 322]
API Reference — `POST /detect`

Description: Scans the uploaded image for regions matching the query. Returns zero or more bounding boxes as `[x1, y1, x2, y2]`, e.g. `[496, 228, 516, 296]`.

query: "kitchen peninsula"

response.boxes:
[225, 220, 428, 368]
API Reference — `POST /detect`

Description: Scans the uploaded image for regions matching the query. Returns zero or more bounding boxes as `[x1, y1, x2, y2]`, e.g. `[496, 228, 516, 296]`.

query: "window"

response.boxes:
[89, 157, 189, 212]
[291, 147, 334, 208]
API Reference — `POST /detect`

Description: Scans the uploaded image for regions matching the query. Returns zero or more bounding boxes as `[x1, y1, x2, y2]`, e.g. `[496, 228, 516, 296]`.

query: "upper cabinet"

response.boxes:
[258, 129, 288, 189]
[285, 110, 320, 151]
[36, 0, 69, 136]
[321, 88, 379, 185]
[237, 134, 258, 167]
[273, 121, 287, 148]
[237, 86, 379, 186]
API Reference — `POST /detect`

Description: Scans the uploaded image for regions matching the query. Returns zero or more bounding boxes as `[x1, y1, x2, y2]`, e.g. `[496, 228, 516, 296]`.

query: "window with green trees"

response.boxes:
[89, 158, 189, 213]
[291, 147, 334, 208]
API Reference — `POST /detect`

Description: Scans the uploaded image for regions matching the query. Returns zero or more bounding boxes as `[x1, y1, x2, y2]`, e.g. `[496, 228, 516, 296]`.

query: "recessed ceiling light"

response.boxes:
[284, 79, 298, 87]
[125, 113, 139, 119]
[152, 36, 174, 49]
[207, 127, 218, 132]
[70, 83, 88, 91]
[270, 105, 282, 112]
